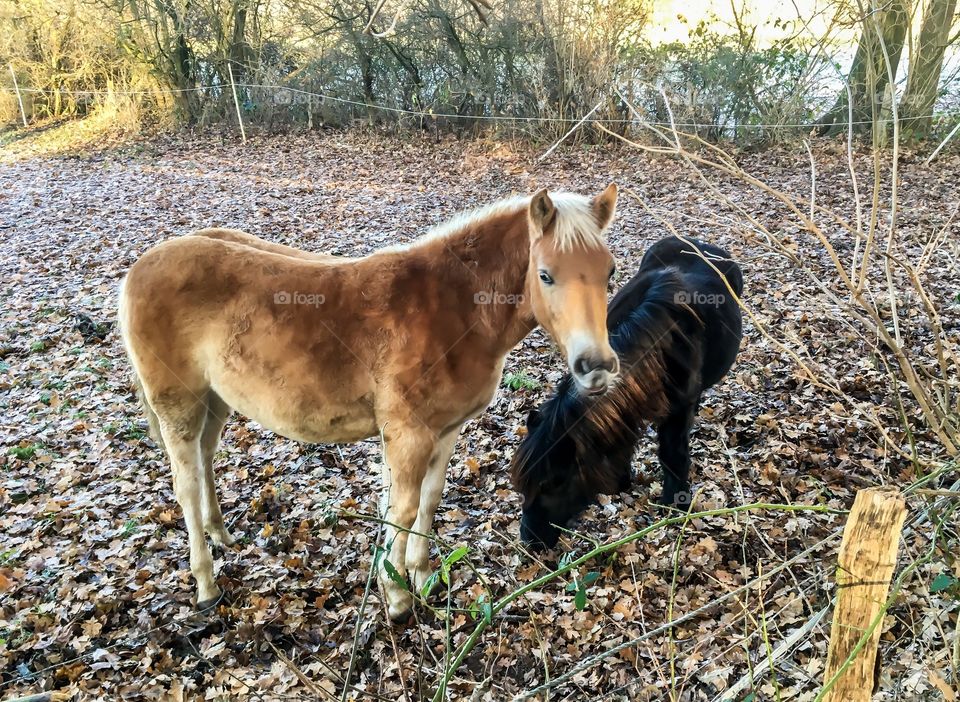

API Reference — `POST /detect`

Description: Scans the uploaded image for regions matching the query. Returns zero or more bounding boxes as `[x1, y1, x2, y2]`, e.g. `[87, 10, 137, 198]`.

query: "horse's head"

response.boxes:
[527, 185, 619, 396]
[510, 401, 632, 549]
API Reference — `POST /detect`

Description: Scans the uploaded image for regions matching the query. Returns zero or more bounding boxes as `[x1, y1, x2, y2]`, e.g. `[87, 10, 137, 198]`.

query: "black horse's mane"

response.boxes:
[512, 267, 703, 495]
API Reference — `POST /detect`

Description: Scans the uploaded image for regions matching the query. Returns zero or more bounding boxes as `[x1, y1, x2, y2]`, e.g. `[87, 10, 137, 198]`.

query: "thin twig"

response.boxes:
[427, 503, 838, 702]
[268, 640, 336, 701]
[595, 112, 959, 454]
[537, 100, 604, 162]
[926, 117, 960, 164]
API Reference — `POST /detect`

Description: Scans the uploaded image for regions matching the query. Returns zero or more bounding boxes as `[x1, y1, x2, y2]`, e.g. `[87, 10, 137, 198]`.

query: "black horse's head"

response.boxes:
[510, 402, 632, 549]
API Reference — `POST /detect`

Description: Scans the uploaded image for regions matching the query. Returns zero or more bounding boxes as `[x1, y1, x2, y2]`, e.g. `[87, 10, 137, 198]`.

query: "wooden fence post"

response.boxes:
[227, 63, 247, 143]
[823, 487, 907, 702]
[8, 64, 28, 127]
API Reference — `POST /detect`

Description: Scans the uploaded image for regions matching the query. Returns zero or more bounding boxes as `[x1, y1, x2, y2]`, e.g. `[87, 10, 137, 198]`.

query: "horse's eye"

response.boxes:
[539, 270, 554, 285]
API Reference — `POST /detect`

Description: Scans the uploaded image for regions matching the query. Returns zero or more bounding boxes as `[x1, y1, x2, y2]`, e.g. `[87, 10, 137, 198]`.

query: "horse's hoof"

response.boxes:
[195, 592, 222, 612]
[208, 529, 236, 548]
[388, 605, 413, 625]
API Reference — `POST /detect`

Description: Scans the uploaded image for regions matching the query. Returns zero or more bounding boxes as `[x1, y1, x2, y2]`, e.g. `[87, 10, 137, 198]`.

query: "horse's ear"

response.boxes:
[529, 189, 556, 237]
[526, 408, 542, 430]
[592, 183, 618, 231]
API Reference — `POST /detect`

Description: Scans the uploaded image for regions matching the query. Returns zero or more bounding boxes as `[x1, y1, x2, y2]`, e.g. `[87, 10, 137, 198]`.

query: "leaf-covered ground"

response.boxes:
[1, 131, 958, 701]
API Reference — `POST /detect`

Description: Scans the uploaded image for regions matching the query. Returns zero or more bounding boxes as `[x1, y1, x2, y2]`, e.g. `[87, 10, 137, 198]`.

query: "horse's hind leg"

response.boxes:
[199, 391, 234, 547]
[406, 427, 460, 594]
[655, 401, 698, 508]
[154, 393, 221, 608]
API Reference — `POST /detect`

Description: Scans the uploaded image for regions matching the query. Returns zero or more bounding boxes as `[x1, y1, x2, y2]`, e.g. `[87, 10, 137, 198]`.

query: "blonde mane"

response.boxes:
[548, 192, 607, 252]
[405, 191, 607, 252]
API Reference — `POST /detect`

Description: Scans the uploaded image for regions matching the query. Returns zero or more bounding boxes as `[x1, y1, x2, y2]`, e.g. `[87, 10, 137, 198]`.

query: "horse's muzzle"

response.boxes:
[571, 349, 619, 395]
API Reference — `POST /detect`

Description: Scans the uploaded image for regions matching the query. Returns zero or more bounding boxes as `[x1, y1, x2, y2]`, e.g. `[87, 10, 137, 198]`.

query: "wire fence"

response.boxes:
[3, 81, 959, 132]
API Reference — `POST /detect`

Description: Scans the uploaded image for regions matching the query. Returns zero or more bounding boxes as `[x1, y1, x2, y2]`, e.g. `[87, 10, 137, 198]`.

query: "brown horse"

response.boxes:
[119, 186, 620, 620]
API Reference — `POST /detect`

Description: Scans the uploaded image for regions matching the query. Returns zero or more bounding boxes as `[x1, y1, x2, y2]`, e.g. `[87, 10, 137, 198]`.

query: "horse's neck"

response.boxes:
[440, 207, 537, 354]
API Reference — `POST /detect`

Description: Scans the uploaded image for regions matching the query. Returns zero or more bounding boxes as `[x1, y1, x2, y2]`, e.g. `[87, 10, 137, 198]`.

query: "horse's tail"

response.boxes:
[117, 276, 166, 453]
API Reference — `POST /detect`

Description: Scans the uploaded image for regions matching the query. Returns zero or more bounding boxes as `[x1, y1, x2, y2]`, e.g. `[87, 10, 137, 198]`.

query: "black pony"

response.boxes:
[510, 235, 744, 548]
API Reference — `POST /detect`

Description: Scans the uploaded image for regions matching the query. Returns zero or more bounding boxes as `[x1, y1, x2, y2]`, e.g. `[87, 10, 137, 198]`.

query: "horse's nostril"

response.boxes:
[574, 356, 592, 376]
[575, 354, 617, 377]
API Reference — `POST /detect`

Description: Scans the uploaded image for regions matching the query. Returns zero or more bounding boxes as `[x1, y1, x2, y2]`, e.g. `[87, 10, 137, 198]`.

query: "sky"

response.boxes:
[644, 0, 854, 46]
[640, 0, 960, 93]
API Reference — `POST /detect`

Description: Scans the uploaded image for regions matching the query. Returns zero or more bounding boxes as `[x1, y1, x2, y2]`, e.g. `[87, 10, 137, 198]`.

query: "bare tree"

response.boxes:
[816, 0, 910, 136]
[899, 0, 959, 136]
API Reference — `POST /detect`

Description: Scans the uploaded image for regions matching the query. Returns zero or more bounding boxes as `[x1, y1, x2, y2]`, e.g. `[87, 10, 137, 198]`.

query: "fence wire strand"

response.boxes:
[2, 82, 958, 129]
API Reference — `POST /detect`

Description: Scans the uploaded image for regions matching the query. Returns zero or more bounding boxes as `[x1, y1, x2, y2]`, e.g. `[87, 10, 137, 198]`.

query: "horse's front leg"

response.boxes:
[406, 427, 461, 596]
[656, 400, 698, 508]
[380, 425, 436, 622]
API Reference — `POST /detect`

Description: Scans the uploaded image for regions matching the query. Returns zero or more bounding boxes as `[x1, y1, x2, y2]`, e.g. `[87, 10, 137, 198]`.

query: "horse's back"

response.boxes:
[616, 235, 743, 394]
[646, 236, 742, 388]
[126, 235, 345, 298]
[191, 228, 346, 262]
[639, 235, 742, 295]
[120, 235, 355, 380]
[122, 236, 275, 332]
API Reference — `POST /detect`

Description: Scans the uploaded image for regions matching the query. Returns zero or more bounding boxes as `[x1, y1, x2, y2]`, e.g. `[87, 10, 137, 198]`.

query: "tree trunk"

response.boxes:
[229, 0, 251, 74]
[139, 0, 200, 121]
[351, 31, 376, 104]
[534, 0, 562, 111]
[816, 0, 909, 137]
[899, 0, 958, 136]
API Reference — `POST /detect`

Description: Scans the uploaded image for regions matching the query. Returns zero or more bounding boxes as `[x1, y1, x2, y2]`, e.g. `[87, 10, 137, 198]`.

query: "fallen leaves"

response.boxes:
[0, 132, 957, 700]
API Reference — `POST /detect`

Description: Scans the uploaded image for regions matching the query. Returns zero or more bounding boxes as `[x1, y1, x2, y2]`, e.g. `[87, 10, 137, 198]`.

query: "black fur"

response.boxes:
[510, 236, 744, 549]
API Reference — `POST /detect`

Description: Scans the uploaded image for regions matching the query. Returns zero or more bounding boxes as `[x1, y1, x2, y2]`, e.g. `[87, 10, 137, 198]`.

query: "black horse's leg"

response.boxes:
[608, 442, 636, 493]
[655, 400, 698, 507]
